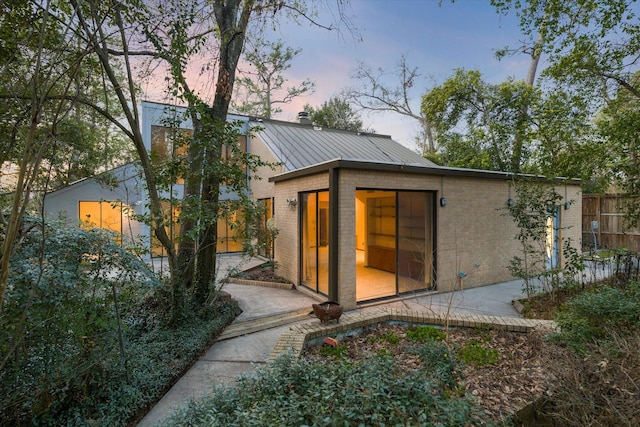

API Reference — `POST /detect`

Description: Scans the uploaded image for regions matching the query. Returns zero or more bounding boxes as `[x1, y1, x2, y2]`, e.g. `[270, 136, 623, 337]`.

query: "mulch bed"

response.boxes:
[304, 323, 551, 424]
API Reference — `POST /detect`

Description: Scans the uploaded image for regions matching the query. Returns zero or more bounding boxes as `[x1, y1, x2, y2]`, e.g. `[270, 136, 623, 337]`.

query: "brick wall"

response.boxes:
[272, 173, 329, 283]
[273, 167, 583, 308]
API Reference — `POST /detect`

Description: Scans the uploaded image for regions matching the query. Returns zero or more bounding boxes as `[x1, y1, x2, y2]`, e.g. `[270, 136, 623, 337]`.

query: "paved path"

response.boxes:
[137, 266, 530, 427]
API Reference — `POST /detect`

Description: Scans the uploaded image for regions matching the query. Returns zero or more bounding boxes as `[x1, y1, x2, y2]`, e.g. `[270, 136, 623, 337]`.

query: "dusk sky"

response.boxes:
[142, 0, 537, 151]
[263, 0, 535, 150]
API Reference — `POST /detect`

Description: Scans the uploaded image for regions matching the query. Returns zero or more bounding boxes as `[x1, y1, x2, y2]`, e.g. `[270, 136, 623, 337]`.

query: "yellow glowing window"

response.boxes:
[79, 201, 123, 241]
[151, 125, 192, 184]
[150, 201, 244, 258]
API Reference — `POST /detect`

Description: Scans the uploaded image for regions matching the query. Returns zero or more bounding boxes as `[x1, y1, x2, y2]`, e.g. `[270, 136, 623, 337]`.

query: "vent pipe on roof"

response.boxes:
[297, 111, 312, 125]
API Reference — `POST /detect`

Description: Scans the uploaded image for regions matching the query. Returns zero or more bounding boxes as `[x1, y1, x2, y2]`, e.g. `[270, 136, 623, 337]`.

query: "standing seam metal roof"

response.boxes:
[253, 120, 437, 172]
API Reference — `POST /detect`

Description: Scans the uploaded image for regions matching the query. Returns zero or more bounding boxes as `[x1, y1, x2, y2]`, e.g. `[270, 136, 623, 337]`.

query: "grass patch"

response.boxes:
[407, 325, 447, 342]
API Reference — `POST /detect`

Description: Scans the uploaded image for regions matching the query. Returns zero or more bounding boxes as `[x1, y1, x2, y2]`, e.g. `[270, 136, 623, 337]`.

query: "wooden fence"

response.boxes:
[582, 194, 640, 252]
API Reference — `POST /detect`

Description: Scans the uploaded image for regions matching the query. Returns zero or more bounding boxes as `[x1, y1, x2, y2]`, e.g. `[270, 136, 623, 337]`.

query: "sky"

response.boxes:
[142, 0, 536, 151]
[259, 0, 536, 150]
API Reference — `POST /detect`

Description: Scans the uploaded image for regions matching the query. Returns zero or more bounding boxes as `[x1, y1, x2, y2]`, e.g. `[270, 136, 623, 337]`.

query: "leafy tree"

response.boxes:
[346, 55, 435, 155]
[0, 0, 119, 309]
[66, 0, 180, 318]
[421, 70, 535, 172]
[138, 0, 353, 320]
[232, 38, 315, 118]
[492, 0, 640, 214]
[304, 95, 363, 131]
[595, 73, 640, 224]
[2, 0, 353, 320]
[422, 68, 604, 185]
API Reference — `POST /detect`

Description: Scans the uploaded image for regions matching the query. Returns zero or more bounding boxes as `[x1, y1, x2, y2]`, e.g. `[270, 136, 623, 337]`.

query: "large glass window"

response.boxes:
[301, 191, 329, 295]
[151, 126, 191, 184]
[150, 201, 243, 257]
[257, 198, 273, 258]
[217, 208, 244, 253]
[79, 201, 124, 243]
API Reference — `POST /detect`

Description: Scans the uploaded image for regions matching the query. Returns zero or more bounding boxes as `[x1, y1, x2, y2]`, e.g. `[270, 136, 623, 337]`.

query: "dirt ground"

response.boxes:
[304, 323, 551, 424]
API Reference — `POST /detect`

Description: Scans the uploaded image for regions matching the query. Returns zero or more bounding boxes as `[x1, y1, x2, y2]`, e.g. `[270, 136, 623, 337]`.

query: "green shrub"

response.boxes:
[319, 343, 347, 358]
[407, 324, 446, 342]
[164, 349, 485, 427]
[368, 330, 401, 345]
[554, 281, 640, 350]
[0, 219, 240, 426]
[458, 341, 500, 367]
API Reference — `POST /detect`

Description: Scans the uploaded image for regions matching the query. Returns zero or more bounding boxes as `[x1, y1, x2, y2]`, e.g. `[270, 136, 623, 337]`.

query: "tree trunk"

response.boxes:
[176, 110, 203, 290]
[193, 0, 254, 304]
[511, 29, 544, 173]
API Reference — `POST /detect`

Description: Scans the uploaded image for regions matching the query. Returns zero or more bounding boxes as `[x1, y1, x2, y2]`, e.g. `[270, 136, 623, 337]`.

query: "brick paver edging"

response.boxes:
[269, 307, 556, 362]
[229, 278, 295, 289]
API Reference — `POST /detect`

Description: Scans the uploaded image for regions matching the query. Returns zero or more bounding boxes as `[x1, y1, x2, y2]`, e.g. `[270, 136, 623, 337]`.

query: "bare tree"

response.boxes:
[346, 55, 435, 155]
[232, 38, 315, 118]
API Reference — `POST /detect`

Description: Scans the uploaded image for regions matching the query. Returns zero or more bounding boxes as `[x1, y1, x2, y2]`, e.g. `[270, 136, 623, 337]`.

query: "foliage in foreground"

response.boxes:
[165, 341, 489, 427]
[0, 219, 240, 426]
[541, 280, 640, 425]
[553, 280, 640, 352]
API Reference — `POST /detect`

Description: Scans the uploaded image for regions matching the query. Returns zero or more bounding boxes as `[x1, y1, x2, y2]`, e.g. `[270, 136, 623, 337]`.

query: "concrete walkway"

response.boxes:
[136, 259, 530, 427]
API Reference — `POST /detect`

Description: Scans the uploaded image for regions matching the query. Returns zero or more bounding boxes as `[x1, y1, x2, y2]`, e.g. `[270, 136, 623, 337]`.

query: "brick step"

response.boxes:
[217, 308, 313, 341]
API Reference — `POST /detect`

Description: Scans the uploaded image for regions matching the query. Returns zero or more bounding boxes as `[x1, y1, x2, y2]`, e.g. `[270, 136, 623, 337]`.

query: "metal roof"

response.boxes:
[253, 119, 437, 171]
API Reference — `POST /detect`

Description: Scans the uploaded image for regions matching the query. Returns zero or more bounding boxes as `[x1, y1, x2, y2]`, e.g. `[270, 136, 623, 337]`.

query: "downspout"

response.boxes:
[329, 167, 339, 301]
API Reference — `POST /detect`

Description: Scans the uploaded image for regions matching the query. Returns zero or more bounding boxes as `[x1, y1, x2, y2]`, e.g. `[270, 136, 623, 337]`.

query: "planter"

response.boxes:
[312, 301, 343, 323]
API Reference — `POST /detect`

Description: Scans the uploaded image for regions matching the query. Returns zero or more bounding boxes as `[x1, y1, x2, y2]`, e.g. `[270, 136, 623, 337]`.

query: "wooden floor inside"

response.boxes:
[356, 250, 431, 302]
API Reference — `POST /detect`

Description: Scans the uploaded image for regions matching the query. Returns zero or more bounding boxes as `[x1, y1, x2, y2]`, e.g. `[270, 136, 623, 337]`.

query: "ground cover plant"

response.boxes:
[0, 219, 240, 426]
[164, 322, 551, 426]
[164, 342, 488, 426]
[539, 278, 640, 425]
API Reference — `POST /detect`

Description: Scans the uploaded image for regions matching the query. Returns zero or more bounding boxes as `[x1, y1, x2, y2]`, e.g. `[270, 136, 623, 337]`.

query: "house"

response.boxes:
[44, 101, 583, 310]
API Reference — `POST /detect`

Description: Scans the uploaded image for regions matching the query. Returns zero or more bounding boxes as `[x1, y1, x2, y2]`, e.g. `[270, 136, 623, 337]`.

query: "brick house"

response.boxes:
[44, 101, 582, 310]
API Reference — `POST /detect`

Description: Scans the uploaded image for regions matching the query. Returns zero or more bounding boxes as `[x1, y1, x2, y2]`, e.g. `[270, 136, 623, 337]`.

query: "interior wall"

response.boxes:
[355, 193, 366, 250]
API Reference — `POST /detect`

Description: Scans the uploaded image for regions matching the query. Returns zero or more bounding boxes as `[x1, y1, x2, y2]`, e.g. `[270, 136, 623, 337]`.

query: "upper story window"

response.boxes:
[150, 125, 248, 185]
[151, 125, 191, 184]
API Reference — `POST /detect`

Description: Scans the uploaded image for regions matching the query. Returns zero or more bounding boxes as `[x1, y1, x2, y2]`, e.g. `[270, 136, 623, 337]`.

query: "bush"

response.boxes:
[540, 280, 640, 425]
[165, 343, 486, 426]
[0, 219, 240, 426]
[554, 281, 640, 350]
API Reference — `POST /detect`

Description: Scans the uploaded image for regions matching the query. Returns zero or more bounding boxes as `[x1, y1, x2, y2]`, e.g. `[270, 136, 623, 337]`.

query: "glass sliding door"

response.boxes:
[301, 191, 329, 295]
[356, 190, 436, 302]
[398, 192, 435, 293]
[360, 192, 397, 300]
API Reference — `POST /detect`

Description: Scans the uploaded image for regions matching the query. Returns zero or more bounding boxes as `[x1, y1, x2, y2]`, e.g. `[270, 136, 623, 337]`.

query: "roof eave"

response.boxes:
[269, 159, 582, 185]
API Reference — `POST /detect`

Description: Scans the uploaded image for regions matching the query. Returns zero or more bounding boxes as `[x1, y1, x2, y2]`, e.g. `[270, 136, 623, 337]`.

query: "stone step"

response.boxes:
[217, 308, 313, 341]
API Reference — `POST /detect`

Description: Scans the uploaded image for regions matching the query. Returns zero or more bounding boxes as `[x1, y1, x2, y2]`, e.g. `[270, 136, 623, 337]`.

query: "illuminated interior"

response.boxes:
[151, 125, 191, 184]
[79, 201, 124, 243]
[150, 201, 243, 257]
[355, 190, 435, 302]
[257, 198, 273, 258]
[301, 191, 329, 295]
